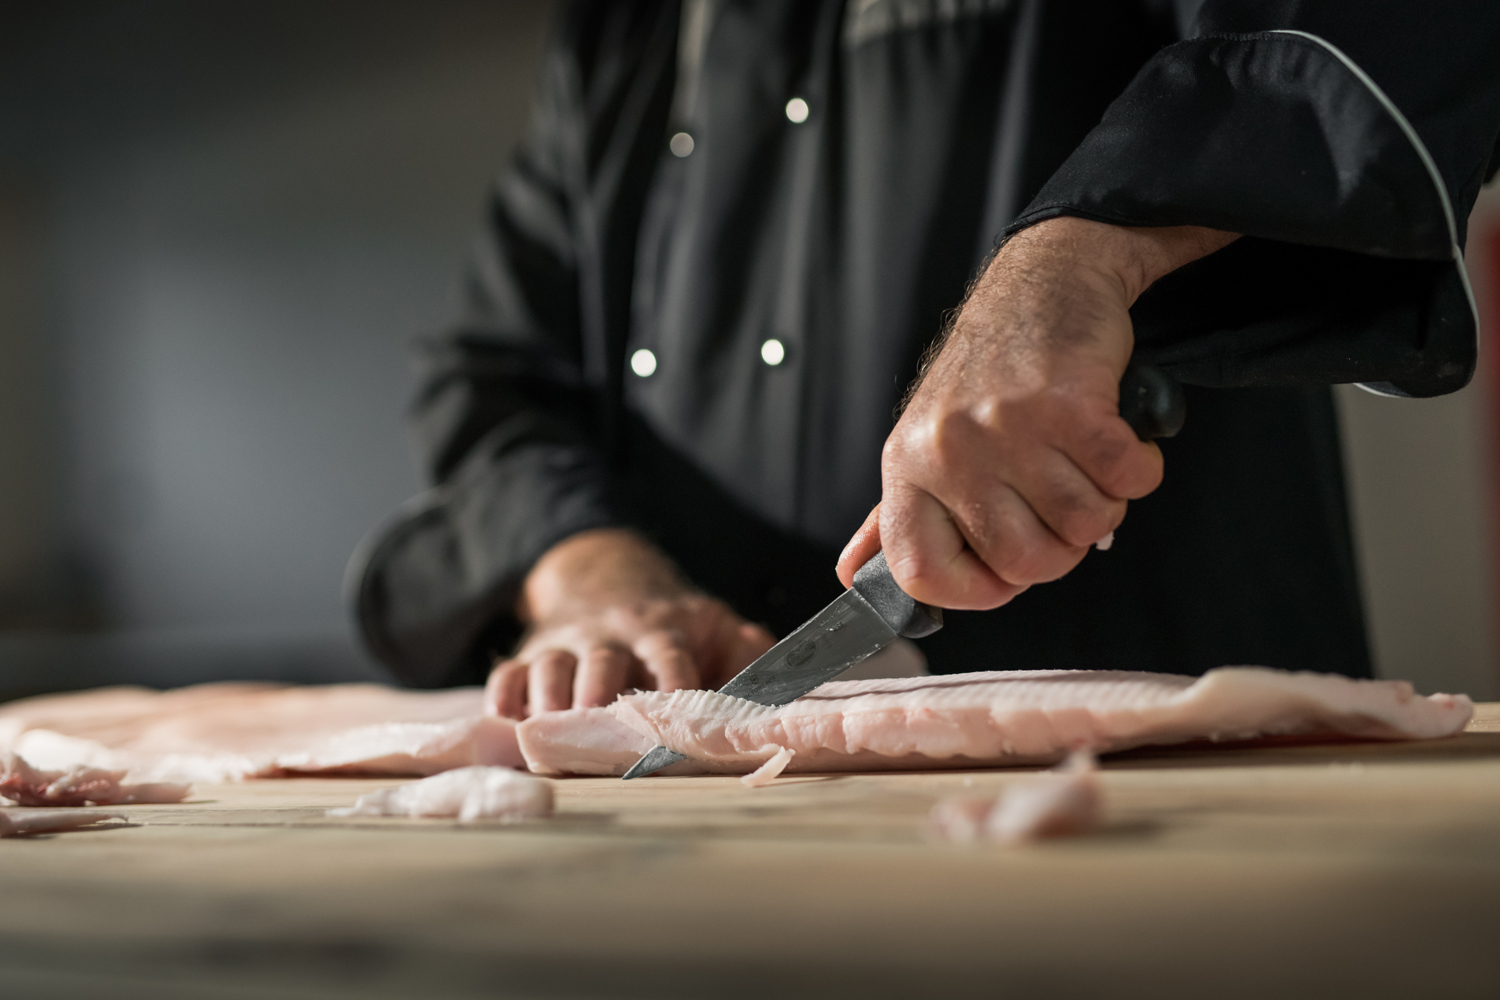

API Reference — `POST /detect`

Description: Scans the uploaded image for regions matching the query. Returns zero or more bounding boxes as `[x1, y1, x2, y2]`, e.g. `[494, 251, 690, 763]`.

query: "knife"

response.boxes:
[621, 363, 1185, 779]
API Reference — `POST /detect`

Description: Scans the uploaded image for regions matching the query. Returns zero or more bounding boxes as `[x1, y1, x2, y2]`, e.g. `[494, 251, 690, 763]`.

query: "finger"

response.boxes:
[879, 483, 1025, 610]
[1066, 415, 1165, 501]
[836, 504, 883, 588]
[485, 659, 531, 720]
[945, 478, 1089, 587]
[573, 645, 632, 709]
[528, 650, 577, 715]
[633, 630, 701, 692]
[1009, 446, 1128, 550]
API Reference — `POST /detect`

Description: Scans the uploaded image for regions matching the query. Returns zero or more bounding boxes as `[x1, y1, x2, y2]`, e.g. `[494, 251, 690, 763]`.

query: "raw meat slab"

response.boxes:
[516, 668, 1473, 776]
[0, 683, 522, 783]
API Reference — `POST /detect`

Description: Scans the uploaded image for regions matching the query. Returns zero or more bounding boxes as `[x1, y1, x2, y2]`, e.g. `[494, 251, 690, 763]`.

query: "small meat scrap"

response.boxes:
[931, 749, 1102, 845]
[740, 746, 796, 787]
[0, 808, 125, 837]
[929, 797, 993, 844]
[328, 765, 553, 822]
[0, 753, 191, 807]
[988, 749, 1102, 843]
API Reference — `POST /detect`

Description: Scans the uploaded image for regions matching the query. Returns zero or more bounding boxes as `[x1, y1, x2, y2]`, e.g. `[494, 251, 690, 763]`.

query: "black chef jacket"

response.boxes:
[351, 0, 1500, 688]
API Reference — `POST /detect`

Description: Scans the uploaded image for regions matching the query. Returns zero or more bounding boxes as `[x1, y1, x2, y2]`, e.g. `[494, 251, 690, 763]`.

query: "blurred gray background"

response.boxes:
[0, 0, 553, 697]
[0, 0, 1495, 702]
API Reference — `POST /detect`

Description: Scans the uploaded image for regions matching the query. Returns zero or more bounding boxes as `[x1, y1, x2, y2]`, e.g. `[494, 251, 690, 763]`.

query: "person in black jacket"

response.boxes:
[349, 1, 1500, 719]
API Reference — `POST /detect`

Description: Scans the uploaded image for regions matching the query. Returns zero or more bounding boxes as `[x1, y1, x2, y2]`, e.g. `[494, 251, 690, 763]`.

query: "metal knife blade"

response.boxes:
[620, 363, 1185, 780]
[621, 552, 939, 779]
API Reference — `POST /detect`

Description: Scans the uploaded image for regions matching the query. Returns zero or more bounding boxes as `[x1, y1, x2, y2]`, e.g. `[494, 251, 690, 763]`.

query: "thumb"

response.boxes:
[836, 504, 883, 588]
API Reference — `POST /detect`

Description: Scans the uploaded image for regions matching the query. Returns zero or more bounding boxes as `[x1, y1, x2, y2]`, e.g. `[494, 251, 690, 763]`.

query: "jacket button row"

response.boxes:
[630, 342, 787, 378]
[669, 99, 807, 159]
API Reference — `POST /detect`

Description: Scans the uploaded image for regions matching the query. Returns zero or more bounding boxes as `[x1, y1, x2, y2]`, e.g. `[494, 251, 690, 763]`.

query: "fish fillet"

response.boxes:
[0, 683, 521, 783]
[517, 668, 1473, 776]
[328, 766, 554, 822]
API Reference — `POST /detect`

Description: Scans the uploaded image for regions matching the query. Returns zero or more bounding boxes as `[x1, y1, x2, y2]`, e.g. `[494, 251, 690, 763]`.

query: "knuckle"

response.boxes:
[927, 409, 982, 467]
[583, 643, 627, 665]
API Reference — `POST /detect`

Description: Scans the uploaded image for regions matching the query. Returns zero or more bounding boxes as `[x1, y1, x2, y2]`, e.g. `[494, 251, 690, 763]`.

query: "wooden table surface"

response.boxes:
[3, 706, 1499, 1000]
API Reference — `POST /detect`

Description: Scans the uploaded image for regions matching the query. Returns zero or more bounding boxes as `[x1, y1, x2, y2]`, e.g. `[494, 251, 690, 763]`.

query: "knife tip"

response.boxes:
[621, 745, 688, 780]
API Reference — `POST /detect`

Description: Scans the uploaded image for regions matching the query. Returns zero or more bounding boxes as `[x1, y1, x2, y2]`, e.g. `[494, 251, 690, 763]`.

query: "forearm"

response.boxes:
[994, 218, 1240, 313]
[932, 218, 1239, 393]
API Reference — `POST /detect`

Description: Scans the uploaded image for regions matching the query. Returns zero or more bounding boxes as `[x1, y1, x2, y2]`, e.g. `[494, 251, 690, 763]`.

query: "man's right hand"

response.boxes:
[485, 528, 775, 720]
[836, 217, 1237, 608]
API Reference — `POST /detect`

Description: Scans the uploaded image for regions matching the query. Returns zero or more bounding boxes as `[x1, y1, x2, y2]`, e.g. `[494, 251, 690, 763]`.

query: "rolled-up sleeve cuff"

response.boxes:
[1008, 31, 1479, 398]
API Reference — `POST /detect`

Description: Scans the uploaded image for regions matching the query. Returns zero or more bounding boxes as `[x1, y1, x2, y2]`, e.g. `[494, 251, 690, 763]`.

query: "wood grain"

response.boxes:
[2, 710, 1498, 999]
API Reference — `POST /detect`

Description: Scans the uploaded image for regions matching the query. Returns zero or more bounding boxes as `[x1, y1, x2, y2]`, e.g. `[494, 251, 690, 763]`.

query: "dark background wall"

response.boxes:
[0, 1, 554, 696]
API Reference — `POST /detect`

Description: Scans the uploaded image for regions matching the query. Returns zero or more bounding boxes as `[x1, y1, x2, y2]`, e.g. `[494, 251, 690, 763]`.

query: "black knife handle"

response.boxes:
[852, 550, 943, 639]
[1118, 362, 1185, 441]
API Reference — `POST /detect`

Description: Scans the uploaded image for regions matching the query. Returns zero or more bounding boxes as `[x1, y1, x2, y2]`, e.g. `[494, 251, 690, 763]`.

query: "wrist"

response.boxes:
[1007, 216, 1239, 305]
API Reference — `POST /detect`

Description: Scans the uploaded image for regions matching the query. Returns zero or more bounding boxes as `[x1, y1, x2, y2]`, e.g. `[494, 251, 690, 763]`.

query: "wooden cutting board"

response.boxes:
[1, 706, 1498, 999]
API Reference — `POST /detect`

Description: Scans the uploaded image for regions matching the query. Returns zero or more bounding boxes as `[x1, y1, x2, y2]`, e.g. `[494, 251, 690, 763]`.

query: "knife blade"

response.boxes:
[621, 363, 1184, 779]
[620, 550, 939, 779]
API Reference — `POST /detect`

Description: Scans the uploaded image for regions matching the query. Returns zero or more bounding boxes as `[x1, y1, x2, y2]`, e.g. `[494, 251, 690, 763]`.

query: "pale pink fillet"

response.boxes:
[0, 753, 190, 806]
[0, 807, 125, 837]
[985, 748, 1102, 843]
[0, 683, 521, 783]
[740, 747, 795, 787]
[517, 667, 1474, 776]
[327, 766, 554, 822]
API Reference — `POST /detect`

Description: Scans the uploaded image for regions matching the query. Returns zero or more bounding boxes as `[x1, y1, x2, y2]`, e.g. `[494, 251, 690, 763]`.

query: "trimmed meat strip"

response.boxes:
[985, 748, 1102, 843]
[930, 749, 1103, 844]
[327, 766, 553, 822]
[0, 808, 125, 837]
[740, 747, 796, 787]
[517, 668, 1473, 776]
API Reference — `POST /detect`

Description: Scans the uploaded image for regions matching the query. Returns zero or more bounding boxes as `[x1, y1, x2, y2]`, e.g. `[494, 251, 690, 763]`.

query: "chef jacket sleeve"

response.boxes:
[349, 8, 630, 688]
[1007, 0, 1500, 398]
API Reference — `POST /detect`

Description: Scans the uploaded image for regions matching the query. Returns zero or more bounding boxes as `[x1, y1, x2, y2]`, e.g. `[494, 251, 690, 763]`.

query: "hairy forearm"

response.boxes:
[1013, 219, 1239, 303]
